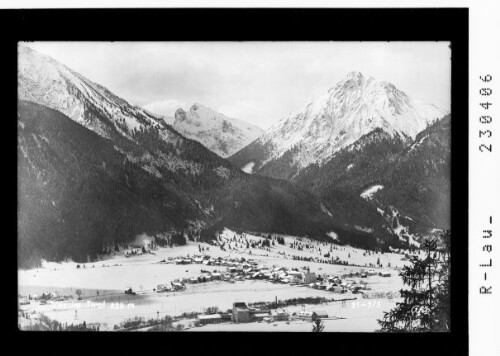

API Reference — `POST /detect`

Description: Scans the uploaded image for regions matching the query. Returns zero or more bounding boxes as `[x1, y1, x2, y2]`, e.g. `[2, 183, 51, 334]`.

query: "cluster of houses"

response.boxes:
[155, 254, 392, 295]
[18, 292, 73, 306]
[341, 269, 391, 278]
[196, 302, 330, 326]
[156, 255, 320, 293]
[156, 255, 251, 292]
[313, 270, 392, 293]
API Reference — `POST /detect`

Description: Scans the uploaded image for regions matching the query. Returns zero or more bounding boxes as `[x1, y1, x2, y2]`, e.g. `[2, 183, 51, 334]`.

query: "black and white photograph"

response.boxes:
[3, 1, 498, 354]
[17, 40, 453, 333]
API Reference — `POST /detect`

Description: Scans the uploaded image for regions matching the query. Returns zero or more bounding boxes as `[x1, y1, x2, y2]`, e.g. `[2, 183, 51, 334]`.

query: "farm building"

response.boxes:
[271, 310, 289, 321]
[156, 284, 170, 293]
[232, 302, 251, 323]
[284, 270, 317, 284]
[330, 286, 346, 293]
[171, 282, 184, 290]
[278, 272, 288, 280]
[198, 314, 223, 325]
[233, 308, 250, 323]
[220, 313, 232, 321]
[298, 311, 314, 320]
[330, 278, 341, 284]
[287, 271, 302, 278]
[252, 312, 271, 321]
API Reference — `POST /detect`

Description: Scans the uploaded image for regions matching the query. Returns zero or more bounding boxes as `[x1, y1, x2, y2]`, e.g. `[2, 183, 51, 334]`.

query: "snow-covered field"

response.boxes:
[189, 298, 400, 332]
[18, 229, 421, 331]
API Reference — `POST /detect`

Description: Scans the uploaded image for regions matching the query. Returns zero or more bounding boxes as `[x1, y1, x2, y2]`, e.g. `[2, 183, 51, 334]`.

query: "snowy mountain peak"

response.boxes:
[346, 70, 364, 79]
[187, 103, 222, 120]
[230, 71, 449, 176]
[190, 103, 203, 111]
[175, 108, 188, 121]
[344, 71, 370, 84]
[18, 44, 167, 139]
[172, 103, 264, 158]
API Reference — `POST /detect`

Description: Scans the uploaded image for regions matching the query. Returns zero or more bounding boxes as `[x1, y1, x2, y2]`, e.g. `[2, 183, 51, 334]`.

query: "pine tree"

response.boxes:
[312, 314, 325, 332]
[378, 230, 450, 332]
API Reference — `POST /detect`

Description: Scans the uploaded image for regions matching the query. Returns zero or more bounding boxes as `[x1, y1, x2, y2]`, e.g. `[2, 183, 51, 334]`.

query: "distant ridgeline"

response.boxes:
[18, 101, 450, 268]
[16, 101, 346, 267]
[293, 116, 451, 236]
[17, 46, 451, 268]
[18, 101, 198, 267]
[18, 100, 411, 268]
[229, 72, 451, 247]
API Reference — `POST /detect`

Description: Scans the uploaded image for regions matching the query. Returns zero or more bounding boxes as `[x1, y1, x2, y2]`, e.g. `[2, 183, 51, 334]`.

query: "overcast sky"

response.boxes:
[25, 42, 450, 130]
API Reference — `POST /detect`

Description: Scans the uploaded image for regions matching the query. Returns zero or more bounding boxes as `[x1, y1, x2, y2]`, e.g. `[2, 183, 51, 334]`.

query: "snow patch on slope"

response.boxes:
[360, 185, 384, 200]
[388, 207, 420, 248]
[327, 231, 339, 241]
[409, 135, 428, 152]
[241, 161, 255, 174]
[320, 203, 334, 217]
[354, 225, 373, 233]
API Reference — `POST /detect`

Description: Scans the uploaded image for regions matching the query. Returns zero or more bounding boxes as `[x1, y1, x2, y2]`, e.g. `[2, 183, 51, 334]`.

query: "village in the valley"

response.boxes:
[16, 39, 453, 336]
[18, 229, 423, 332]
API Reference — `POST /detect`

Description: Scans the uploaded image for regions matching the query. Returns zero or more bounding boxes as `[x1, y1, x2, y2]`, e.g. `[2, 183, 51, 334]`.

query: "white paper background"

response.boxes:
[468, 2, 500, 356]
